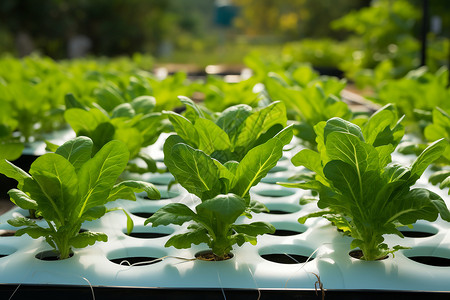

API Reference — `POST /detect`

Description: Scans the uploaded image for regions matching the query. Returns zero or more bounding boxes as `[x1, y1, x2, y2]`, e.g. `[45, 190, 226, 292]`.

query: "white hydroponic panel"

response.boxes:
[0, 134, 449, 292]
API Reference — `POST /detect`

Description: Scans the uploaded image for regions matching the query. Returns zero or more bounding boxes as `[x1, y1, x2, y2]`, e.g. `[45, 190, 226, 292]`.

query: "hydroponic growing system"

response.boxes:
[0, 56, 449, 300]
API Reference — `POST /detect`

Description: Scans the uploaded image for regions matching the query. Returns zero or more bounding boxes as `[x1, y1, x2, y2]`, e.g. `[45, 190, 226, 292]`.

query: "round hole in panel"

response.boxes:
[263, 203, 301, 215]
[130, 211, 155, 219]
[35, 250, 74, 261]
[254, 188, 296, 198]
[259, 245, 315, 264]
[107, 247, 167, 266]
[0, 229, 16, 237]
[348, 249, 389, 261]
[261, 176, 291, 184]
[195, 250, 234, 261]
[397, 223, 438, 238]
[0, 245, 17, 259]
[146, 173, 175, 185]
[124, 225, 174, 239]
[138, 188, 181, 200]
[403, 246, 450, 267]
[267, 222, 307, 236]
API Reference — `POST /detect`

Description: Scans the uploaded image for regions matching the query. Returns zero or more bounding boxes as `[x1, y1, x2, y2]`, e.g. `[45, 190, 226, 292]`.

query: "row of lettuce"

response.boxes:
[0, 54, 449, 262]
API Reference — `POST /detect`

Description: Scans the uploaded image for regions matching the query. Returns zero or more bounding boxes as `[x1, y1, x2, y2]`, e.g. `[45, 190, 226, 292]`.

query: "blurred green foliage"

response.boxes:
[232, 0, 367, 39]
[332, 0, 449, 87]
[373, 66, 450, 130]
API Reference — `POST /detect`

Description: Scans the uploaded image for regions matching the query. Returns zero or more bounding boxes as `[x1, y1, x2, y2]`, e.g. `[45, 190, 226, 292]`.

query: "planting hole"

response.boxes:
[140, 189, 180, 200]
[130, 211, 155, 219]
[107, 247, 166, 266]
[349, 250, 389, 260]
[268, 166, 288, 173]
[146, 173, 175, 185]
[398, 223, 438, 238]
[110, 256, 163, 266]
[35, 250, 74, 261]
[254, 188, 295, 198]
[0, 245, 16, 258]
[0, 229, 16, 237]
[261, 254, 312, 264]
[264, 203, 301, 214]
[259, 245, 315, 264]
[268, 222, 307, 236]
[195, 250, 234, 261]
[401, 231, 436, 238]
[124, 225, 174, 239]
[261, 176, 291, 184]
[407, 256, 450, 267]
[404, 247, 450, 267]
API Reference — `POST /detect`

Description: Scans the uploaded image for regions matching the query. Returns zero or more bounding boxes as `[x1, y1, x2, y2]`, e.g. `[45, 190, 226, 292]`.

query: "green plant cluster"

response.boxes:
[279, 0, 449, 89]
[281, 105, 449, 260]
[0, 137, 160, 259]
[0, 52, 449, 262]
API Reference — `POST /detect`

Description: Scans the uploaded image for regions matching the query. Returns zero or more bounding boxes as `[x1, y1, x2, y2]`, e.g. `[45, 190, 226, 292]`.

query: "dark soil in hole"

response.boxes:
[349, 250, 388, 260]
[0, 229, 16, 237]
[261, 253, 312, 264]
[408, 256, 450, 267]
[131, 212, 154, 218]
[126, 232, 170, 239]
[264, 209, 295, 215]
[35, 250, 74, 261]
[110, 256, 162, 266]
[399, 230, 436, 238]
[268, 229, 304, 236]
[195, 250, 233, 261]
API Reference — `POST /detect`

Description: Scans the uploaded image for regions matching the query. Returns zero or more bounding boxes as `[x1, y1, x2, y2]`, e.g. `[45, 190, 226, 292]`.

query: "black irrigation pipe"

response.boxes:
[420, 0, 429, 68]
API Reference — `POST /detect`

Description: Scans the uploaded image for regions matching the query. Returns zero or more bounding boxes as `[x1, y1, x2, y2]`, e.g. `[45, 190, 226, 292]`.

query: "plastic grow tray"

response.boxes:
[0, 136, 449, 299]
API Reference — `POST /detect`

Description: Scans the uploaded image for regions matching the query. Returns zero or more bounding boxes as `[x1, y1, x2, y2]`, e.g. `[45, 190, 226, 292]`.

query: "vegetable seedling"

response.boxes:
[64, 93, 168, 173]
[0, 137, 160, 260]
[281, 115, 450, 261]
[166, 96, 287, 163]
[264, 72, 351, 148]
[399, 107, 450, 194]
[146, 125, 293, 260]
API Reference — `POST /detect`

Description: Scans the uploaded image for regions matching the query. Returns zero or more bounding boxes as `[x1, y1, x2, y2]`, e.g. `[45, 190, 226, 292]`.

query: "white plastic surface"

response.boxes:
[0, 134, 449, 292]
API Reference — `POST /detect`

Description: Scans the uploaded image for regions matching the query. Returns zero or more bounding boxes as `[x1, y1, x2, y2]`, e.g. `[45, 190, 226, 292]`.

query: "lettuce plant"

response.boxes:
[166, 96, 287, 163]
[0, 101, 23, 161]
[93, 71, 196, 112]
[281, 116, 450, 261]
[375, 67, 450, 125]
[397, 107, 450, 194]
[0, 137, 160, 260]
[199, 75, 260, 112]
[423, 108, 450, 194]
[263, 73, 351, 148]
[146, 126, 293, 260]
[64, 94, 168, 173]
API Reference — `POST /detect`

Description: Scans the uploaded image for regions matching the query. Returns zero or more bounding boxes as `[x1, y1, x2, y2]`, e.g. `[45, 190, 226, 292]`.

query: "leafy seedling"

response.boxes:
[165, 96, 287, 163]
[280, 114, 450, 261]
[264, 72, 351, 148]
[146, 125, 293, 259]
[64, 93, 168, 173]
[0, 137, 160, 259]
